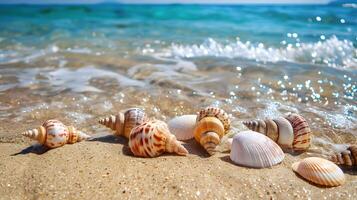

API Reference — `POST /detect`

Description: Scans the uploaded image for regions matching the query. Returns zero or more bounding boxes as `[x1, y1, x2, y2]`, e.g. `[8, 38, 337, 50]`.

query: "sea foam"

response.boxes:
[152, 36, 356, 69]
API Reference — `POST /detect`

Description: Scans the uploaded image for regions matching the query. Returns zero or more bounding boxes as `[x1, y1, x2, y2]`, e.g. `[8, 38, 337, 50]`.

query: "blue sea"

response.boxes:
[0, 3, 356, 150]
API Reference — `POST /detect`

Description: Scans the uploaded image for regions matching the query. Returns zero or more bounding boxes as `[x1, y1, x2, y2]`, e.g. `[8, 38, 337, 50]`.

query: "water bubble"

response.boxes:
[340, 19, 345, 24]
[51, 45, 59, 53]
[292, 33, 298, 38]
[320, 35, 326, 40]
[316, 16, 322, 21]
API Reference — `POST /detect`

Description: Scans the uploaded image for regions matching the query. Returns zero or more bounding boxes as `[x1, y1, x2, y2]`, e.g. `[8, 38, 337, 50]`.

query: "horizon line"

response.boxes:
[0, 2, 333, 5]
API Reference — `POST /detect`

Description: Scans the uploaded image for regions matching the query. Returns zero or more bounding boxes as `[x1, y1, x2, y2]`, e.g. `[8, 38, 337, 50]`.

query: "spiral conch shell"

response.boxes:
[329, 144, 357, 167]
[128, 120, 188, 157]
[194, 107, 231, 155]
[292, 157, 345, 187]
[21, 119, 90, 148]
[99, 108, 148, 138]
[243, 113, 311, 151]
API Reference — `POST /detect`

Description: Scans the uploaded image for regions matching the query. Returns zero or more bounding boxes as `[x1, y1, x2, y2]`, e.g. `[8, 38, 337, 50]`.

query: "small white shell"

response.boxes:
[168, 115, 196, 141]
[230, 131, 285, 168]
[292, 157, 345, 187]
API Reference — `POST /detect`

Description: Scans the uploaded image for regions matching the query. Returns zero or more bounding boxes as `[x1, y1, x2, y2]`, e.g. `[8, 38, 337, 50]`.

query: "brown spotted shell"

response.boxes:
[21, 119, 90, 149]
[99, 108, 148, 138]
[128, 120, 188, 157]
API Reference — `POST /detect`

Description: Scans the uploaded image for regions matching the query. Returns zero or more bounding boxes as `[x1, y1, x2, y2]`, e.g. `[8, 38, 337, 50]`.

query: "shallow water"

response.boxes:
[0, 4, 356, 155]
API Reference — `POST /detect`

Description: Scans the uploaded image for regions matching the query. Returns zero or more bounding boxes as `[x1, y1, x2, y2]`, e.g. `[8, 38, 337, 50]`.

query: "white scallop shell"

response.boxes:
[230, 131, 285, 168]
[292, 157, 345, 187]
[168, 115, 196, 141]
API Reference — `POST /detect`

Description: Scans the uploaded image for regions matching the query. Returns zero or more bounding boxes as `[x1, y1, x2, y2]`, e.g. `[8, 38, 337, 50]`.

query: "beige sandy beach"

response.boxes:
[1, 122, 356, 200]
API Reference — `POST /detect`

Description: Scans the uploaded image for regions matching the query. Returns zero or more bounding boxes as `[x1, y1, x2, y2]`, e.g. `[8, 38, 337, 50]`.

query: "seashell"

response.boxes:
[329, 144, 357, 167]
[230, 131, 285, 168]
[196, 107, 230, 132]
[273, 117, 294, 148]
[168, 115, 196, 141]
[128, 120, 188, 157]
[21, 119, 90, 149]
[194, 107, 230, 155]
[285, 113, 312, 151]
[243, 113, 311, 151]
[292, 157, 345, 187]
[99, 108, 148, 138]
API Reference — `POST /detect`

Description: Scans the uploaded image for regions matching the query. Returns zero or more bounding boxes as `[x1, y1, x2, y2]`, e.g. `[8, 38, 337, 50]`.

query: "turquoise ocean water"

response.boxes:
[0, 3, 356, 150]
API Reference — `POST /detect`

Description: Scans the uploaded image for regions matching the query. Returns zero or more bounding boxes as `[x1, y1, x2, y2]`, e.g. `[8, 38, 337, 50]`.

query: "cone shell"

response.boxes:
[285, 113, 311, 151]
[243, 113, 311, 151]
[168, 115, 196, 141]
[230, 131, 284, 168]
[330, 144, 357, 167]
[194, 117, 225, 155]
[128, 120, 188, 157]
[196, 107, 230, 132]
[21, 119, 90, 148]
[99, 108, 148, 138]
[292, 157, 345, 187]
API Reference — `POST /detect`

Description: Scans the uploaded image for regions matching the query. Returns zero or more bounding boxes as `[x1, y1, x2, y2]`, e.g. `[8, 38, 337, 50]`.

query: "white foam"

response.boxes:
[151, 36, 356, 69]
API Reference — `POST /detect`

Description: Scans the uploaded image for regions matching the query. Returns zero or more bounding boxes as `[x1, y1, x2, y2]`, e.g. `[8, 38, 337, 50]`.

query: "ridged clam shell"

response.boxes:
[230, 131, 285, 168]
[168, 115, 196, 141]
[197, 107, 230, 132]
[21, 119, 90, 149]
[128, 120, 188, 157]
[292, 157, 345, 187]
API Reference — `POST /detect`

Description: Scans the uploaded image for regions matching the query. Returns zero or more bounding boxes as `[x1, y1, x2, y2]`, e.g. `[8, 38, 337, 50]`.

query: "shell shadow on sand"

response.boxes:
[12, 144, 49, 156]
[88, 134, 133, 156]
[88, 134, 127, 144]
[182, 139, 211, 158]
[121, 139, 210, 158]
[219, 155, 265, 169]
[219, 155, 284, 169]
[292, 171, 340, 188]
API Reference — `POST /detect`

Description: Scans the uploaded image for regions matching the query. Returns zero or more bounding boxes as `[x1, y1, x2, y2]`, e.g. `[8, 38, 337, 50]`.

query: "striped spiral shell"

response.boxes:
[99, 108, 148, 138]
[21, 119, 90, 149]
[128, 120, 188, 157]
[194, 107, 230, 155]
[292, 157, 345, 187]
[329, 144, 357, 167]
[243, 113, 311, 151]
[197, 107, 230, 132]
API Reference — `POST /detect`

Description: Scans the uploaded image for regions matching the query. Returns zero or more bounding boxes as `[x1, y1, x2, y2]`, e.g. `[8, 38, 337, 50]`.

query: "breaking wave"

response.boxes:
[152, 36, 357, 69]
